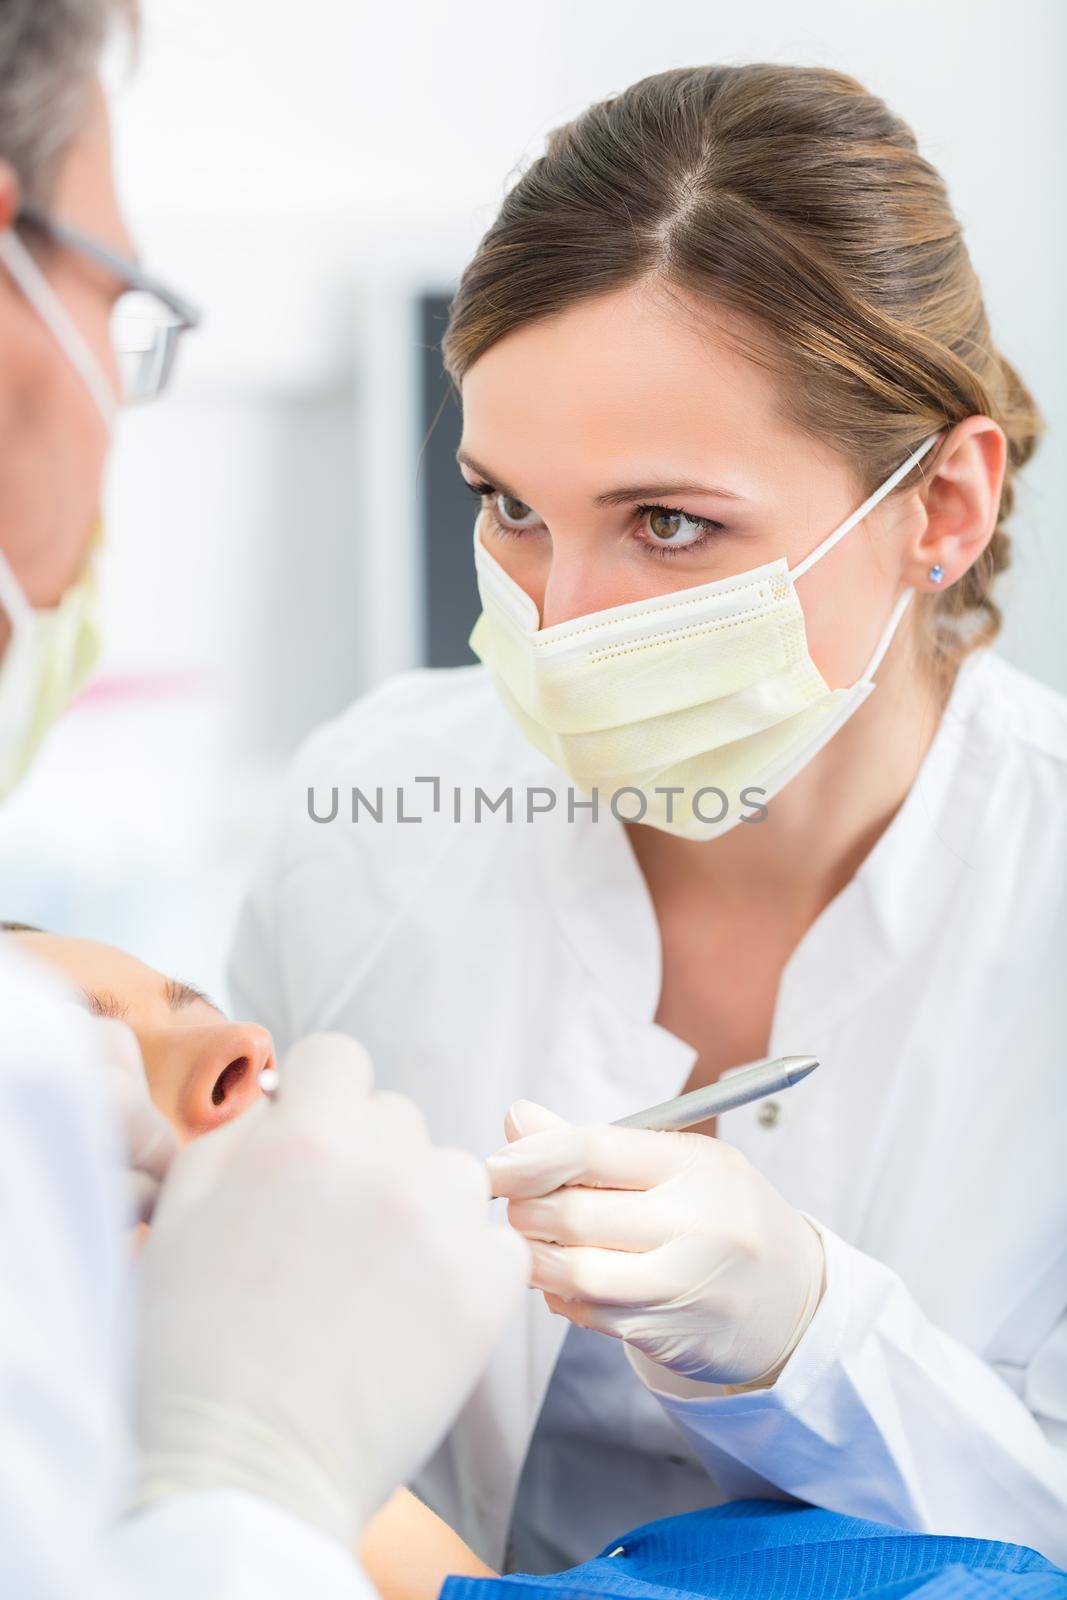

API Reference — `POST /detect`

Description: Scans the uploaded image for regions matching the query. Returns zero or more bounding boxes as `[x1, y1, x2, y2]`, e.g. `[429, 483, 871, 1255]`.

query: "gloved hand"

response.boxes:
[487, 1100, 824, 1390]
[93, 1015, 179, 1224]
[134, 1033, 529, 1549]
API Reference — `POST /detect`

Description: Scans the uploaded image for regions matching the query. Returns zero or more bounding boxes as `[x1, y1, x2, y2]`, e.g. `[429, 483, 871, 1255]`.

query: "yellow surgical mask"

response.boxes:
[469, 433, 940, 842]
[0, 529, 103, 798]
[0, 227, 116, 798]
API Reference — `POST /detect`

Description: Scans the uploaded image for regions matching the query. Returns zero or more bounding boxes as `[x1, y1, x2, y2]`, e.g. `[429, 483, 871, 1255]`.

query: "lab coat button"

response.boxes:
[758, 1099, 781, 1128]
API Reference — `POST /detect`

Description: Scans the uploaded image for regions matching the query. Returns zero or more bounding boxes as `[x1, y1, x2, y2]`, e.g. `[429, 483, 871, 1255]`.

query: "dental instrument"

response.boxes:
[612, 1056, 818, 1131]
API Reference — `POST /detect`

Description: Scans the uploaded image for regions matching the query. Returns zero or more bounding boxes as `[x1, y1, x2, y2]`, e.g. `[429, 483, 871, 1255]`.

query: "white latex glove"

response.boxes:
[487, 1100, 824, 1390]
[93, 1015, 179, 1224]
[133, 1032, 529, 1551]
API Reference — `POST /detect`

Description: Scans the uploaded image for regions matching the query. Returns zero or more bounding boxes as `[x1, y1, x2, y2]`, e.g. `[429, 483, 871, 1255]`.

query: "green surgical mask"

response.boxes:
[0, 227, 117, 798]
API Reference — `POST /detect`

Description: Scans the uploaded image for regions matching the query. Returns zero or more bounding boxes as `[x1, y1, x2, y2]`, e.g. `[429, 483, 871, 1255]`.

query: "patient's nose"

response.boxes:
[180, 1022, 274, 1135]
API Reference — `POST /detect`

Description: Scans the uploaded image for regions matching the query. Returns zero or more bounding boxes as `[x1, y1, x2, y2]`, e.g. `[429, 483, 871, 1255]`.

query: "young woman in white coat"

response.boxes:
[230, 63, 1067, 1574]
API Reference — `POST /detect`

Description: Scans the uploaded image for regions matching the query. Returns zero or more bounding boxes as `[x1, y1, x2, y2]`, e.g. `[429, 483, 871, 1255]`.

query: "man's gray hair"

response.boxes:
[0, 0, 136, 203]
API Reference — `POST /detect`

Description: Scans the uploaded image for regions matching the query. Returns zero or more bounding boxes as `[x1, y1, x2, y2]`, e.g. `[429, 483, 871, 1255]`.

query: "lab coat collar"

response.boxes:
[529, 648, 995, 1058]
[771, 646, 996, 1043]
[853, 646, 995, 948]
[529, 769, 699, 1110]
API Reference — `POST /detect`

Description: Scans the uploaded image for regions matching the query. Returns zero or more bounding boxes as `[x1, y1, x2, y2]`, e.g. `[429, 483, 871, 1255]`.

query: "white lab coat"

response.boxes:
[0, 938, 373, 1600]
[229, 644, 1067, 1570]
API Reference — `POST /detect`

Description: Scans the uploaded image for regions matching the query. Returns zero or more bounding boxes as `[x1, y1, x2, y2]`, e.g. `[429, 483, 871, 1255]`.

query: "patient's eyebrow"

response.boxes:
[165, 977, 222, 1015]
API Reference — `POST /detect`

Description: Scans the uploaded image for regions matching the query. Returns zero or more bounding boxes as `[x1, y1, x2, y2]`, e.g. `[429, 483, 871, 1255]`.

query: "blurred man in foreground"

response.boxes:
[0, 5, 527, 1596]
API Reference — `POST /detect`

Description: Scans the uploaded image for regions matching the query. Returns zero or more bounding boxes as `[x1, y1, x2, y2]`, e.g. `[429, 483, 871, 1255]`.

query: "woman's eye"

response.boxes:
[645, 507, 712, 548]
[493, 492, 541, 530]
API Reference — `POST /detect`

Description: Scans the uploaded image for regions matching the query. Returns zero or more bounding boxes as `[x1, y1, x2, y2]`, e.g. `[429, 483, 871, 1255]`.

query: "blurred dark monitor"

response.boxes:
[419, 290, 482, 668]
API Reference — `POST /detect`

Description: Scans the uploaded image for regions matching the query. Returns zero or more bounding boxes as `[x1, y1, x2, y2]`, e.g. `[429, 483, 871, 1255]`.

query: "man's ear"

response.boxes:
[0, 160, 21, 231]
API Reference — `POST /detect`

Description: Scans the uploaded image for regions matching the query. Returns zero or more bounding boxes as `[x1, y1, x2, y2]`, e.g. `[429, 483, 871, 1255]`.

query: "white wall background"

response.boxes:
[2, 0, 1063, 1004]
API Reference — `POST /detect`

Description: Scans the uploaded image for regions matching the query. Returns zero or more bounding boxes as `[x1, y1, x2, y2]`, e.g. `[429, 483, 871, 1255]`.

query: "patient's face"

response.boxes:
[12, 932, 274, 1142]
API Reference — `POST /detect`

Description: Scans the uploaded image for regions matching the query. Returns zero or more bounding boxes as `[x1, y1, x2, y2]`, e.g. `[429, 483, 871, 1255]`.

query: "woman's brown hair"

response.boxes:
[442, 63, 1043, 677]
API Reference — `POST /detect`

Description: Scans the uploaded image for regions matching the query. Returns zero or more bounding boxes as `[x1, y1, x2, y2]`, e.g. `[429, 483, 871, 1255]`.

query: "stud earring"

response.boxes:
[928, 563, 945, 585]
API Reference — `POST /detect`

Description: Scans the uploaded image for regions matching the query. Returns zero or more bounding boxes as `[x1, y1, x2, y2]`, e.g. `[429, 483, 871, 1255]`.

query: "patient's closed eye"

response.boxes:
[85, 989, 129, 1020]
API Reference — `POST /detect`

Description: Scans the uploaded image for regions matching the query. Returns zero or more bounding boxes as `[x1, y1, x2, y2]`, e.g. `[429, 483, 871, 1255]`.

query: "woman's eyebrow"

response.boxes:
[455, 450, 748, 506]
[165, 977, 222, 1015]
[592, 478, 749, 507]
[455, 452, 524, 499]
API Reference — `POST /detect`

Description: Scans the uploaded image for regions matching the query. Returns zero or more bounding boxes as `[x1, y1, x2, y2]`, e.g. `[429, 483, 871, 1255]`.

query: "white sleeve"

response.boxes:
[628, 1220, 1067, 1566]
[0, 947, 373, 1600]
[116, 1492, 380, 1600]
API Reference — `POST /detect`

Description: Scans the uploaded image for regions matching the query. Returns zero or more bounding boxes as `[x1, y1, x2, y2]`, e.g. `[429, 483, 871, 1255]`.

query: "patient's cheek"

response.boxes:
[149, 1094, 193, 1148]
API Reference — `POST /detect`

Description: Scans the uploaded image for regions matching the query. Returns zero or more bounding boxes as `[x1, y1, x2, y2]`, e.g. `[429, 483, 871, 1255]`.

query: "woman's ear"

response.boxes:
[903, 416, 1007, 594]
[0, 160, 20, 231]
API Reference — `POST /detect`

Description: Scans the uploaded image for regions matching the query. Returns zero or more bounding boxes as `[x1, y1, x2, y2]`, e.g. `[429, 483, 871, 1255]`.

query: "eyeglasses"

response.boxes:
[16, 203, 202, 404]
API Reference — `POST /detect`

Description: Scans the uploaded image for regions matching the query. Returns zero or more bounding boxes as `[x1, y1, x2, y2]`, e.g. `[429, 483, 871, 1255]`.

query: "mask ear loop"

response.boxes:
[0, 228, 118, 429]
[791, 431, 943, 687]
[0, 544, 35, 632]
[860, 586, 913, 683]
[789, 431, 942, 582]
